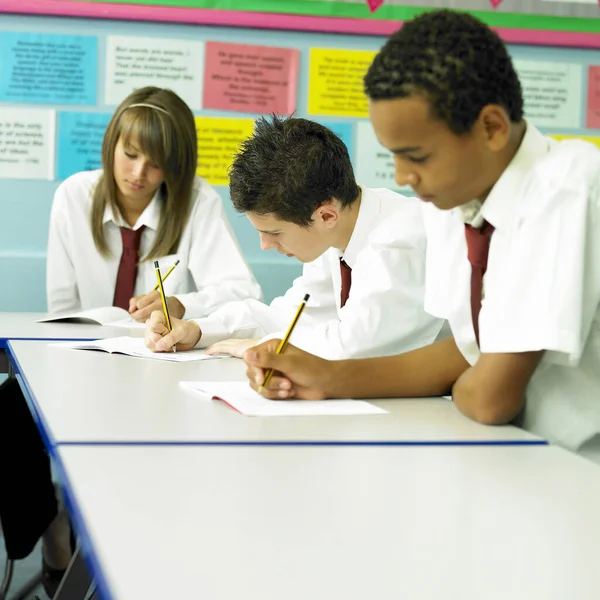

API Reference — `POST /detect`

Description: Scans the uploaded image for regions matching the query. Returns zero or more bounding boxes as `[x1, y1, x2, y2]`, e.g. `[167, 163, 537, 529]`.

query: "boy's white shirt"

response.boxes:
[46, 169, 261, 317]
[423, 121, 600, 454]
[194, 186, 444, 360]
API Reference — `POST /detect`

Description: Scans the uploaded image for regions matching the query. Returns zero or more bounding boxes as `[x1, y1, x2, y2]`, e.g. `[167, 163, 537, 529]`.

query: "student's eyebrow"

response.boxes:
[257, 228, 282, 235]
[389, 146, 423, 154]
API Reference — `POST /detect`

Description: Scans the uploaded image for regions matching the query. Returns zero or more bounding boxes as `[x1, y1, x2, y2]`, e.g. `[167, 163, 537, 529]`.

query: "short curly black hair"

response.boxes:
[229, 115, 360, 227]
[364, 9, 524, 134]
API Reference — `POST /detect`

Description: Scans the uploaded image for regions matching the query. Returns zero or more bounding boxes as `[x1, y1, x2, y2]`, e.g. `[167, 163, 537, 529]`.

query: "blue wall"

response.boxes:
[1, 13, 599, 311]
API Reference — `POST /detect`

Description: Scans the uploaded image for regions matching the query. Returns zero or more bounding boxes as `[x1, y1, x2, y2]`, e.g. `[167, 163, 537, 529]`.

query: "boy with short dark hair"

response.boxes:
[146, 115, 443, 360]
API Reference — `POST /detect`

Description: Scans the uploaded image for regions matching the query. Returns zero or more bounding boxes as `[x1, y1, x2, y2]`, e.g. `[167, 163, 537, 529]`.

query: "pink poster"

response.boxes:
[587, 66, 600, 129]
[203, 41, 299, 115]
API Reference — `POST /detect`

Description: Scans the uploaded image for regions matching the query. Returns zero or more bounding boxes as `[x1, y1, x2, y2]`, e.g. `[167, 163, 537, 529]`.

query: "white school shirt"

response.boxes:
[193, 186, 444, 360]
[423, 122, 600, 455]
[46, 170, 262, 317]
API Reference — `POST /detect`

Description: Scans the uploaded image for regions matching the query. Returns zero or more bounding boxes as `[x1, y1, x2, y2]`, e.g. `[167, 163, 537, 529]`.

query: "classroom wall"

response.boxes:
[1, 12, 599, 311]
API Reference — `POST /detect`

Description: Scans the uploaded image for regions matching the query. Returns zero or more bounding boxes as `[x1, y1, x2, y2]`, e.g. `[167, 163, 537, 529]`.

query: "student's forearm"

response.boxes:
[324, 337, 470, 399]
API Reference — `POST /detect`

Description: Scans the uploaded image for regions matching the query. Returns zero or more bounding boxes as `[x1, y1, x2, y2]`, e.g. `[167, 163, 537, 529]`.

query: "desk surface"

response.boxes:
[58, 444, 600, 600]
[0, 312, 140, 348]
[9, 339, 541, 445]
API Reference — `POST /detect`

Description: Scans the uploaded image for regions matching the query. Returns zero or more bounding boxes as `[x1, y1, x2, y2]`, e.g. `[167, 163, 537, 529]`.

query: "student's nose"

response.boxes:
[259, 233, 276, 251]
[394, 158, 419, 189]
[132, 161, 147, 180]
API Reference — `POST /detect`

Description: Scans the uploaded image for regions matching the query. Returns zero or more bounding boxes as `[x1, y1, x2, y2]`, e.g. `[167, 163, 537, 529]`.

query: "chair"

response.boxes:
[0, 559, 43, 600]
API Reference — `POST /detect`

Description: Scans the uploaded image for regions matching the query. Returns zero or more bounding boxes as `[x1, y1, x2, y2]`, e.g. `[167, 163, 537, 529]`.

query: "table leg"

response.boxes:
[53, 546, 93, 600]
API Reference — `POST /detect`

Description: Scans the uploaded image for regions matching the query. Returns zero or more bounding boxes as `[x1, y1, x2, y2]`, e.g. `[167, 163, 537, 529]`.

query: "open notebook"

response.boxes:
[180, 381, 388, 417]
[54, 336, 226, 363]
[37, 307, 144, 328]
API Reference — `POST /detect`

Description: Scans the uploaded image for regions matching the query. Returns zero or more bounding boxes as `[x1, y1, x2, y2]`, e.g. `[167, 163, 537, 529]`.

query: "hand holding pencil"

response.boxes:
[242, 294, 333, 400]
[129, 260, 185, 322]
[154, 260, 176, 353]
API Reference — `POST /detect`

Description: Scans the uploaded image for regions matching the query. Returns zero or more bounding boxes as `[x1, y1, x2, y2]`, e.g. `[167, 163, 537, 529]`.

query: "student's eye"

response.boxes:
[407, 155, 430, 164]
[124, 151, 137, 159]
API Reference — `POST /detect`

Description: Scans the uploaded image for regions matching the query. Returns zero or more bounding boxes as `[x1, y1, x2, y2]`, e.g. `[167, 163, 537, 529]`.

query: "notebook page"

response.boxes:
[37, 306, 131, 325]
[53, 337, 227, 362]
[179, 381, 388, 417]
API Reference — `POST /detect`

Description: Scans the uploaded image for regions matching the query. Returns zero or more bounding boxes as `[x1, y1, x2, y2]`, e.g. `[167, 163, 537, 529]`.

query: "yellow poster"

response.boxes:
[549, 134, 600, 150]
[308, 48, 377, 118]
[195, 117, 255, 186]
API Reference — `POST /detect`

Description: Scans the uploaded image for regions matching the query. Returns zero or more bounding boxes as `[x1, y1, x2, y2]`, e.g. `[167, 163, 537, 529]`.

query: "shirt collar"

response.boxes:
[102, 187, 163, 231]
[455, 122, 552, 230]
[339, 186, 379, 268]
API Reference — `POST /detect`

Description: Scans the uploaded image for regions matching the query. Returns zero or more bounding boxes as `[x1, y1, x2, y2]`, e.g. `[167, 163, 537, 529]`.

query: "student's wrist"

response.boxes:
[322, 360, 350, 399]
[189, 321, 202, 347]
[168, 296, 186, 319]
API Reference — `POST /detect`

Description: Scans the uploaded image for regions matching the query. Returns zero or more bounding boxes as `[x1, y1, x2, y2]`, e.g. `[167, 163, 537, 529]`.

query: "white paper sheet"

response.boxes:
[37, 307, 143, 328]
[105, 35, 204, 108]
[180, 381, 388, 417]
[0, 108, 55, 180]
[54, 337, 226, 362]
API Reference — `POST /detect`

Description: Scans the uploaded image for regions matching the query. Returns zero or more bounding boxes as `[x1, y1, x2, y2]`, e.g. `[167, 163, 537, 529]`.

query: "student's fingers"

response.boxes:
[145, 331, 166, 352]
[243, 341, 329, 400]
[206, 338, 260, 358]
[245, 364, 295, 399]
[137, 291, 160, 309]
[128, 296, 139, 313]
[147, 310, 167, 332]
[155, 320, 201, 352]
[243, 341, 299, 375]
[131, 298, 163, 322]
[144, 311, 169, 351]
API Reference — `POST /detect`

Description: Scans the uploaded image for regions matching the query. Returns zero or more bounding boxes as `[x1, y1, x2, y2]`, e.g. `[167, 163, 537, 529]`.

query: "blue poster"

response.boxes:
[0, 32, 97, 105]
[58, 111, 111, 180]
[319, 121, 354, 159]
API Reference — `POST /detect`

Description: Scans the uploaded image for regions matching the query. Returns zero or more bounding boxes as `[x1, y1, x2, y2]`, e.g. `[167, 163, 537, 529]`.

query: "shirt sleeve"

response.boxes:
[480, 172, 600, 366]
[46, 184, 81, 313]
[283, 225, 444, 360]
[173, 184, 262, 318]
[192, 254, 336, 347]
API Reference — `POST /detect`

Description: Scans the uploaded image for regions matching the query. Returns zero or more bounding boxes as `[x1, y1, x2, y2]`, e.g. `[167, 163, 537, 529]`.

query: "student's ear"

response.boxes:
[314, 202, 339, 229]
[478, 105, 511, 152]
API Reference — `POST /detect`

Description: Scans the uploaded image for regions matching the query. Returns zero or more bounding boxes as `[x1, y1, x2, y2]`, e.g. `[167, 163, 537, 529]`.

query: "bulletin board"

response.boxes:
[1, 9, 600, 310]
[1, 0, 600, 48]
[1, 9, 600, 192]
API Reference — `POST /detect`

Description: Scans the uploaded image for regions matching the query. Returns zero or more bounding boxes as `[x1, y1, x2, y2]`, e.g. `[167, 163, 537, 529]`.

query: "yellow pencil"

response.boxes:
[260, 293, 310, 393]
[152, 259, 180, 292]
[154, 260, 176, 353]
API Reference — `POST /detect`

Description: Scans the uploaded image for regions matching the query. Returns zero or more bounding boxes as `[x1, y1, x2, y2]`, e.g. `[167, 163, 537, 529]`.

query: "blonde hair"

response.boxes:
[91, 87, 197, 259]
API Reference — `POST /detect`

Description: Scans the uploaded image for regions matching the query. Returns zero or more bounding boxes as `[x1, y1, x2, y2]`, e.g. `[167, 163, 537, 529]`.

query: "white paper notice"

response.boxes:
[105, 36, 204, 109]
[514, 60, 582, 129]
[355, 122, 411, 194]
[0, 108, 55, 179]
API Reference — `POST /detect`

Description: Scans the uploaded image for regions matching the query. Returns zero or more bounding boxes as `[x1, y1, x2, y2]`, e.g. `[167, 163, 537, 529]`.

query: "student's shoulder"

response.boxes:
[189, 175, 223, 210]
[364, 187, 425, 247]
[535, 139, 600, 197]
[53, 170, 102, 212]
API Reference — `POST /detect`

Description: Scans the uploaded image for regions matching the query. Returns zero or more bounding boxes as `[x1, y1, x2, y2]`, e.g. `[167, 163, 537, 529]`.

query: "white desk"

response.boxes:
[8, 339, 542, 445]
[57, 444, 600, 600]
[0, 312, 141, 373]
